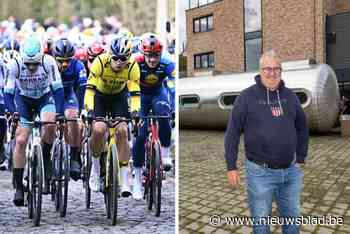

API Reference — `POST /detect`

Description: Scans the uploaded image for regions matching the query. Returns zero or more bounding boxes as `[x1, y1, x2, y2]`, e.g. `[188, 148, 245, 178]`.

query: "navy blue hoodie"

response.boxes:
[224, 75, 309, 170]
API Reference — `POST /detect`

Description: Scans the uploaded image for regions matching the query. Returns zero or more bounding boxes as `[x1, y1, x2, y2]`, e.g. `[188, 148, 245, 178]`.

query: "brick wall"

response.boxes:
[185, 0, 334, 76]
[186, 0, 244, 76]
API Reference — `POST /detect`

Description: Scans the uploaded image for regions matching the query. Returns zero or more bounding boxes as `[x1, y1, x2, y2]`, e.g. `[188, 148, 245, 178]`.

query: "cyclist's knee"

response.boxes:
[15, 128, 29, 148]
[65, 108, 78, 119]
[116, 123, 128, 139]
[92, 122, 106, 138]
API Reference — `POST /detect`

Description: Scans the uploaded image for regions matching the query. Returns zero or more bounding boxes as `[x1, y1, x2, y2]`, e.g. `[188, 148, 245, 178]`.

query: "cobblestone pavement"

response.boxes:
[179, 130, 350, 234]
[0, 169, 175, 233]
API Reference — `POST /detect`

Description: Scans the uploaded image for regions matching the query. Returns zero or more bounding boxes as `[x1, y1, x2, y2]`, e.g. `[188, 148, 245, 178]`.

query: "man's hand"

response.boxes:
[227, 170, 240, 186]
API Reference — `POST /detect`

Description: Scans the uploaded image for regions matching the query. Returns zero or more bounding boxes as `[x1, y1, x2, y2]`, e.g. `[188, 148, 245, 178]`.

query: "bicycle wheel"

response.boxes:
[27, 153, 33, 219]
[82, 140, 91, 209]
[60, 144, 69, 217]
[108, 144, 119, 226]
[153, 142, 162, 217]
[146, 142, 154, 211]
[33, 145, 43, 226]
[52, 142, 61, 211]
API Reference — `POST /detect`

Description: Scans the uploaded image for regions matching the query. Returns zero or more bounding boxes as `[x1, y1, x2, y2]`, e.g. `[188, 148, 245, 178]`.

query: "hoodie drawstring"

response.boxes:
[277, 90, 284, 115]
[266, 89, 270, 105]
[266, 88, 284, 116]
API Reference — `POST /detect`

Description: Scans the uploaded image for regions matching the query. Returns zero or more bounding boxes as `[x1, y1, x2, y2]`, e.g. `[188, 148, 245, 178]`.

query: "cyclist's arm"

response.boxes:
[75, 61, 87, 111]
[84, 59, 101, 111]
[4, 59, 18, 113]
[128, 59, 140, 84]
[46, 56, 64, 115]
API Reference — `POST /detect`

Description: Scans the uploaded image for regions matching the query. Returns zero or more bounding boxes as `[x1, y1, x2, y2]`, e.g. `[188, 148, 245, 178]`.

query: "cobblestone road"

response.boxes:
[179, 130, 350, 234]
[0, 169, 175, 233]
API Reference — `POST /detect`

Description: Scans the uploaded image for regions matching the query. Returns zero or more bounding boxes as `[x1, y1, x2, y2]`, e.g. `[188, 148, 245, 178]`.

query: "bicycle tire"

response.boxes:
[109, 144, 119, 226]
[53, 142, 61, 211]
[27, 151, 33, 219]
[82, 140, 91, 209]
[147, 142, 154, 211]
[153, 142, 162, 217]
[60, 144, 69, 217]
[33, 145, 43, 226]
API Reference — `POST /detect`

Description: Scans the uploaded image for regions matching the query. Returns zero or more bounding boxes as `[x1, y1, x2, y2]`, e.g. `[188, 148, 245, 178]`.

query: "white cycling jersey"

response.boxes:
[4, 54, 63, 98]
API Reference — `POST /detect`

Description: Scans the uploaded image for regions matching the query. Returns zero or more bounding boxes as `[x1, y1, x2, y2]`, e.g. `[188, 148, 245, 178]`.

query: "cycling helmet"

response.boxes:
[74, 47, 88, 61]
[20, 36, 43, 63]
[131, 37, 141, 54]
[140, 33, 163, 54]
[110, 35, 132, 58]
[53, 38, 75, 58]
[87, 42, 105, 58]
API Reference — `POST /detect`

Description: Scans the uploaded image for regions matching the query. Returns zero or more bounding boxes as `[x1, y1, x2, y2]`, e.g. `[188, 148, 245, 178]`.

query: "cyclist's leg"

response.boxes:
[152, 88, 172, 171]
[40, 94, 56, 194]
[13, 94, 32, 206]
[132, 94, 151, 199]
[89, 91, 107, 192]
[112, 87, 132, 197]
[64, 91, 81, 180]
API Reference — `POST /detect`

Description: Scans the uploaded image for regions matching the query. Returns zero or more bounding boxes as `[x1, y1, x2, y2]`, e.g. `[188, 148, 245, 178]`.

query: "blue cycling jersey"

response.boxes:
[134, 54, 175, 95]
[60, 58, 87, 110]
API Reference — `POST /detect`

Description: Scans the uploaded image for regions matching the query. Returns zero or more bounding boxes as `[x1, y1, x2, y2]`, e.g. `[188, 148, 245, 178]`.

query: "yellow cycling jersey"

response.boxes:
[85, 53, 140, 110]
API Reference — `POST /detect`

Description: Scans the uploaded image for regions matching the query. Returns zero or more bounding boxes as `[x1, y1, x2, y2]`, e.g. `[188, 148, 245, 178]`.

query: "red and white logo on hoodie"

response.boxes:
[271, 106, 283, 117]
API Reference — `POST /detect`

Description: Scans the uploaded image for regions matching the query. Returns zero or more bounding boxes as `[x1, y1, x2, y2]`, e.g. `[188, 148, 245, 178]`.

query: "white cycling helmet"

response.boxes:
[20, 36, 43, 63]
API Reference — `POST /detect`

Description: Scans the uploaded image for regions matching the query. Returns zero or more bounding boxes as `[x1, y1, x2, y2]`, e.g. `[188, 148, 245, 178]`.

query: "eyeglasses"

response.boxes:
[56, 57, 72, 64]
[262, 67, 282, 74]
[111, 55, 128, 62]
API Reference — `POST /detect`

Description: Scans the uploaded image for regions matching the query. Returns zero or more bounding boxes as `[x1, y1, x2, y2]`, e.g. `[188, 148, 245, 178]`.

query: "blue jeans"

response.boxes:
[245, 159, 303, 234]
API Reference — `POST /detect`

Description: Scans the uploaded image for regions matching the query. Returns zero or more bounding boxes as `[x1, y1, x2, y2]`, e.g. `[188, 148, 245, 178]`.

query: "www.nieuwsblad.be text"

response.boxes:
[208, 214, 343, 226]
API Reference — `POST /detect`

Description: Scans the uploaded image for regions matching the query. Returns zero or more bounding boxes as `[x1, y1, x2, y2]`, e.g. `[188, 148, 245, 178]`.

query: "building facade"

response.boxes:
[185, 0, 350, 77]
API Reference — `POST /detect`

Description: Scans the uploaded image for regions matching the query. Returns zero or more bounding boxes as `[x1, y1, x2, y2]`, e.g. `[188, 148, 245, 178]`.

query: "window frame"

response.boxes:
[194, 52, 215, 69]
[193, 14, 214, 33]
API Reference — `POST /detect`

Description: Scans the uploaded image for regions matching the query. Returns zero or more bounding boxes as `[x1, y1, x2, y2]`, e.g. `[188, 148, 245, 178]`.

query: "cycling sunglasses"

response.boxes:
[56, 57, 72, 64]
[111, 55, 128, 62]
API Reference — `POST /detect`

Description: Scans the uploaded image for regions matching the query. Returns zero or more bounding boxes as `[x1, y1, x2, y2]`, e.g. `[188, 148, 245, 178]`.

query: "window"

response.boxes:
[244, 0, 262, 71]
[188, 0, 220, 9]
[194, 52, 215, 69]
[193, 15, 213, 33]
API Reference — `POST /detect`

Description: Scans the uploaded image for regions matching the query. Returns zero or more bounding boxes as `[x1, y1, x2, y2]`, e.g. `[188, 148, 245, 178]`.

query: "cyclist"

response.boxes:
[2, 38, 21, 65]
[85, 35, 140, 196]
[53, 38, 87, 180]
[86, 41, 105, 72]
[0, 56, 6, 165]
[4, 35, 64, 206]
[74, 47, 88, 75]
[132, 33, 175, 200]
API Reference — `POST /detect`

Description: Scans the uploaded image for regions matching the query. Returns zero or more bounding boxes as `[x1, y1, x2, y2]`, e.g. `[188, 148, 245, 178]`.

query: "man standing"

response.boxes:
[224, 50, 309, 234]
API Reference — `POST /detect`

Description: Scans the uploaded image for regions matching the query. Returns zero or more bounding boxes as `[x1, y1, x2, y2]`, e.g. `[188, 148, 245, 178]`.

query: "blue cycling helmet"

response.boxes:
[110, 35, 133, 58]
[20, 36, 43, 63]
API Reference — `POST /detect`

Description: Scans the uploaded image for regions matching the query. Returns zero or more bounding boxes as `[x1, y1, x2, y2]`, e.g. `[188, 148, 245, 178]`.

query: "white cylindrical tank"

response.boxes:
[179, 63, 340, 132]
